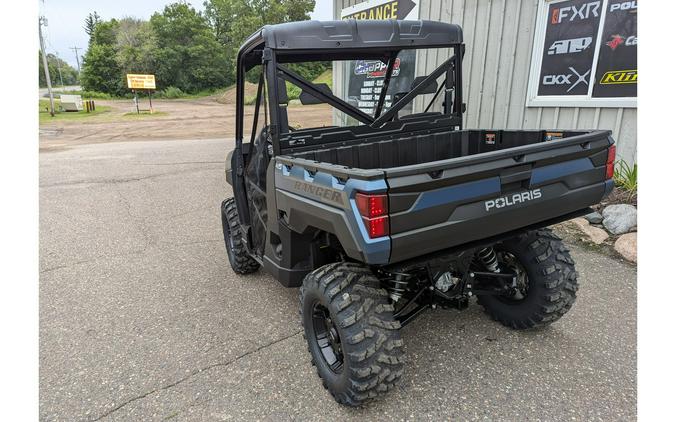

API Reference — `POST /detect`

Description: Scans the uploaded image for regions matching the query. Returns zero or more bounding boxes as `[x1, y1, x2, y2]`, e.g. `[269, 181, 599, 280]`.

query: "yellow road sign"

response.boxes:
[126, 74, 156, 90]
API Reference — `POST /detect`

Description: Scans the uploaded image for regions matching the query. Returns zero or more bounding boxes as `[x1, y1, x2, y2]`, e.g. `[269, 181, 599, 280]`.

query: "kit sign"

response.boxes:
[592, 0, 637, 97]
[341, 0, 419, 116]
[533, 0, 637, 102]
[126, 74, 156, 90]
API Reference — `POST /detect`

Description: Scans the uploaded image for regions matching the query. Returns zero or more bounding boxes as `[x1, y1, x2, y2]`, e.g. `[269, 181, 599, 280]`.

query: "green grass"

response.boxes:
[613, 159, 637, 198]
[313, 69, 333, 90]
[39, 99, 111, 123]
[122, 111, 168, 118]
[154, 86, 230, 99]
[51, 90, 114, 100]
[46, 87, 230, 101]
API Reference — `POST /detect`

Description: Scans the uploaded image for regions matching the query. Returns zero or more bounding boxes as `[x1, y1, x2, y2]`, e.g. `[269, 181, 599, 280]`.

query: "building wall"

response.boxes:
[332, 0, 637, 165]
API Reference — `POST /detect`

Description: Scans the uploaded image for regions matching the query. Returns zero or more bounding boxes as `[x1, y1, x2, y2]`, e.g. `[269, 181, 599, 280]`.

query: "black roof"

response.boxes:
[238, 20, 463, 69]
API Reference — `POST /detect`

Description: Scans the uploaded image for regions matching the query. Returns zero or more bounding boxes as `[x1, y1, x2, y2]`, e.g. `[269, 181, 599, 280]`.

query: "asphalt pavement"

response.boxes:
[39, 139, 637, 421]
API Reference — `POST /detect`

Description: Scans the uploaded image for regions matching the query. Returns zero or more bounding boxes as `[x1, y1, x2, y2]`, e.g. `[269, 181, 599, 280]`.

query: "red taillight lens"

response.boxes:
[356, 193, 387, 217]
[365, 216, 389, 237]
[355, 193, 389, 238]
[606, 144, 616, 179]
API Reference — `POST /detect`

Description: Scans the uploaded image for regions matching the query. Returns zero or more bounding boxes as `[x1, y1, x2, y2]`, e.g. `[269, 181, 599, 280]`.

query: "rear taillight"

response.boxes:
[355, 192, 389, 238]
[606, 144, 616, 179]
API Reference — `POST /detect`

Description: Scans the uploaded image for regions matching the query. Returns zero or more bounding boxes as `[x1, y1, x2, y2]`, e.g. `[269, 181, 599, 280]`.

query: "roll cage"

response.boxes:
[235, 19, 465, 152]
[231, 19, 465, 231]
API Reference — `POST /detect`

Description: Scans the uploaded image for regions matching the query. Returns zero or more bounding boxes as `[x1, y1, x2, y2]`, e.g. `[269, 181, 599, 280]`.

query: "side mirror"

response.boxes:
[299, 83, 332, 105]
[411, 76, 438, 95]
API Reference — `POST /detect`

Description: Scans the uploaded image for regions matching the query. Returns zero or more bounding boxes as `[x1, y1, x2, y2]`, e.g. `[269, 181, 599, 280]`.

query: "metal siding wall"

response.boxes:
[333, 0, 637, 165]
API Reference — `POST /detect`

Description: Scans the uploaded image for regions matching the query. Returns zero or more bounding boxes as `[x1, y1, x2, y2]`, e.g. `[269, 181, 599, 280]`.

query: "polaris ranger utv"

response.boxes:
[221, 19, 615, 406]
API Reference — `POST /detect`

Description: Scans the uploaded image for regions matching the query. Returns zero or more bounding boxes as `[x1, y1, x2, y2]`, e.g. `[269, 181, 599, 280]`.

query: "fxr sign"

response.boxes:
[551, 1, 600, 24]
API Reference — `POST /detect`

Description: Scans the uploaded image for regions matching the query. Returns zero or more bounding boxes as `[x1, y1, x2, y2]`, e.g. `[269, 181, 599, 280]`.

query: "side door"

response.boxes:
[243, 73, 271, 257]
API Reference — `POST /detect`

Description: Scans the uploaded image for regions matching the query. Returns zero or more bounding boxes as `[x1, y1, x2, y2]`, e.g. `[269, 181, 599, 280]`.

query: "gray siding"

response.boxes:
[333, 0, 637, 165]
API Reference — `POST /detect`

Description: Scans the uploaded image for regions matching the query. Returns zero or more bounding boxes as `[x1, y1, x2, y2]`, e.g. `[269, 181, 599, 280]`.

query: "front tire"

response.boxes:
[221, 198, 259, 274]
[477, 229, 578, 329]
[300, 262, 404, 406]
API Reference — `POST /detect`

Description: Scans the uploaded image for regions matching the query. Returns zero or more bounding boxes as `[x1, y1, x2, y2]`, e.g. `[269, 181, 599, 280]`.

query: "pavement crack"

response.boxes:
[137, 161, 226, 166]
[40, 249, 148, 274]
[111, 182, 154, 254]
[40, 167, 221, 188]
[40, 240, 222, 274]
[89, 329, 302, 421]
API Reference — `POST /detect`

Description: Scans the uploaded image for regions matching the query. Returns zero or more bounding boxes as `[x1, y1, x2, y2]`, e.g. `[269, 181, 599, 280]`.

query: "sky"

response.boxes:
[39, 0, 334, 68]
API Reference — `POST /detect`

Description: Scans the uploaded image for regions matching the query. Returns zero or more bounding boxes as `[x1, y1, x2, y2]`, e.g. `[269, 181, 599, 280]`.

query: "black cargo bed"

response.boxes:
[289, 128, 596, 171]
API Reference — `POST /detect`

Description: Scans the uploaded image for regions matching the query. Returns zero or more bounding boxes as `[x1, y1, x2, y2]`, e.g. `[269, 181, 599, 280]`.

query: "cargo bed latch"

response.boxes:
[500, 164, 532, 192]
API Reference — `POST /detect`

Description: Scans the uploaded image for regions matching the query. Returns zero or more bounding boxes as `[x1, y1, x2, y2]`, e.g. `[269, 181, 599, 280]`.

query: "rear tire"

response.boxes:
[300, 262, 404, 406]
[221, 198, 259, 274]
[477, 229, 578, 329]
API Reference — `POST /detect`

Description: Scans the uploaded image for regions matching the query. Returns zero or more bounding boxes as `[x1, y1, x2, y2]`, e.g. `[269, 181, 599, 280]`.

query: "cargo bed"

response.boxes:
[280, 127, 614, 263]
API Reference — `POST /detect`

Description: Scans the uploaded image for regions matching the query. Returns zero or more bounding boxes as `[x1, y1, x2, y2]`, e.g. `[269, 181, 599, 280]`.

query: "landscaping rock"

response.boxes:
[614, 233, 637, 263]
[570, 217, 609, 245]
[602, 204, 637, 235]
[584, 211, 603, 224]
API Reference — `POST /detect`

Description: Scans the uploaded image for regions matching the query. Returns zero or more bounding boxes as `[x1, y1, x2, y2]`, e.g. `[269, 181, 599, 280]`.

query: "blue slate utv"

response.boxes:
[221, 19, 615, 406]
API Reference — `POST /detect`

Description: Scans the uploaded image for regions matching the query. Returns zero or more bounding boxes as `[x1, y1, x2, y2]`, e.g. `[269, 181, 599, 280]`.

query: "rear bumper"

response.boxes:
[388, 180, 611, 263]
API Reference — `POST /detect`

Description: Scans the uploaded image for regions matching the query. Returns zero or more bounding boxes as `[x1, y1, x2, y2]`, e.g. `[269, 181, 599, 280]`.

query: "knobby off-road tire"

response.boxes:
[221, 198, 259, 274]
[300, 262, 405, 406]
[477, 228, 579, 329]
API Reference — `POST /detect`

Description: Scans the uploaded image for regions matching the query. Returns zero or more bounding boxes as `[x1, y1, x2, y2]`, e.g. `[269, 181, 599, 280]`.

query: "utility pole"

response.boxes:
[39, 16, 55, 117]
[70, 46, 81, 74]
[55, 51, 65, 88]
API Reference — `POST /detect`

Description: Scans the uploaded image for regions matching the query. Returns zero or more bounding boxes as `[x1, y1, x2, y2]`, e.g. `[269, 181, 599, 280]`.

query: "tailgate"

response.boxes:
[385, 130, 614, 263]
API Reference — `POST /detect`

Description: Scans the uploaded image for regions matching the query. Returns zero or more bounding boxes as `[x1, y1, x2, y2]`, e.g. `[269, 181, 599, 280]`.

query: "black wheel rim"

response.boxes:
[311, 302, 344, 373]
[497, 252, 530, 302]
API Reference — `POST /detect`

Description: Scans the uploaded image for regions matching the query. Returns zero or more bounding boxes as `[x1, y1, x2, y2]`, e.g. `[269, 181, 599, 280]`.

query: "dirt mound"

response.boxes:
[217, 82, 258, 104]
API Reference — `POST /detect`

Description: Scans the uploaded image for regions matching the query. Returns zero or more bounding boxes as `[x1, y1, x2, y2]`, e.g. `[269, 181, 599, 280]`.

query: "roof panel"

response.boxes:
[245, 19, 463, 53]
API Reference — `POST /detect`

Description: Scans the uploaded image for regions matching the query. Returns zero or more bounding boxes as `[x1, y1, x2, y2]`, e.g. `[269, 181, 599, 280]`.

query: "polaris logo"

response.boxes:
[485, 189, 542, 212]
[610, 1, 637, 12]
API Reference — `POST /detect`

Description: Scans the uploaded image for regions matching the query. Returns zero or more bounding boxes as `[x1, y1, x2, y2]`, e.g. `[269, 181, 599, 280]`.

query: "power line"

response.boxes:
[55, 51, 65, 88]
[70, 46, 82, 74]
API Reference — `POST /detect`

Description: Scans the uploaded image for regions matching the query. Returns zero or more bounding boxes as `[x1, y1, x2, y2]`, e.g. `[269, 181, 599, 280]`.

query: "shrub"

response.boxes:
[79, 90, 114, 99]
[160, 86, 186, 99]
[285, 82, 302, 101]
[613, 159, 637, 197]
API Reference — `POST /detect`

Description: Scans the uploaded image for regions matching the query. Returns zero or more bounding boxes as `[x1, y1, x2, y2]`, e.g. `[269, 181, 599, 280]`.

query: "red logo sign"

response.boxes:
[606, 35, 624, 50]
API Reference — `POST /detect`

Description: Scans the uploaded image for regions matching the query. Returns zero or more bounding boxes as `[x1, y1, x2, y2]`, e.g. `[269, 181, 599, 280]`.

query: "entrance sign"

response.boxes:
[126, 74, 156, 90]
[340, 0, 418, 21]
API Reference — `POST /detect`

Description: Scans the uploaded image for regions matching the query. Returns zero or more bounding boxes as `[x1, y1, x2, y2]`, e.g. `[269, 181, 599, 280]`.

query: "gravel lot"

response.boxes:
[40, 138, 636, 421]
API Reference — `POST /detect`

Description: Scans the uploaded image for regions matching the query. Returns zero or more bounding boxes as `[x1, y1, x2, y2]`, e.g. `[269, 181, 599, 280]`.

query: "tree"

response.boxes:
[39, 52, 79, 87]
[205, 0, 315, 47]
[84, 11, 101, 38]
[150, 3, 230, 92]
[80, 44, 124, 94]
[115, 17, 157, 76]
[80, 21, 124, 94]
[204, 0, 319, 83]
